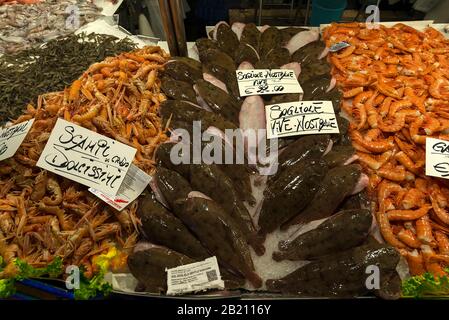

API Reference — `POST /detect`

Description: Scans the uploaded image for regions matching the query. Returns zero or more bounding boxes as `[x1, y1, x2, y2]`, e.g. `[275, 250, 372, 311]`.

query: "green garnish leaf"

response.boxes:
[0, 279, 16, 299]
[402, 271, 449, 298]
[14, 257, 63, 280]
[74, 270, 112, 300]
[0, 256, 113, 299]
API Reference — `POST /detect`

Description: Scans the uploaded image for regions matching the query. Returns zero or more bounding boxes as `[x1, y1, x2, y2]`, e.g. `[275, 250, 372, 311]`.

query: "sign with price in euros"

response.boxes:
[37, 118, 137, 196]
[236, 69, 303, 97]
[266, 101, 340, 139]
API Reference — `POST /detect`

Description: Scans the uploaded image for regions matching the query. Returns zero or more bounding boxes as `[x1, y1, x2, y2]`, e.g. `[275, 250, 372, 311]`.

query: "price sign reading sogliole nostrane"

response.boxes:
[236, 69, 303, 97]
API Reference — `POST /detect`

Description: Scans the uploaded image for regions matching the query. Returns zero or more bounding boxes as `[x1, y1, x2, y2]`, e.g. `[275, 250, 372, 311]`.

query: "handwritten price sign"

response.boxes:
[426, 137, 449, 179]
[0, 119, 34, 162]
[37, 118, 136, 196]
[236, 69, 303, 97]
[266, 101, 340, 139]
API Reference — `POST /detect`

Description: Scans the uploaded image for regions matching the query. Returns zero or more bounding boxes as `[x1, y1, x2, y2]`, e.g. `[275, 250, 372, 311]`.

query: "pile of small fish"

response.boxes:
[0, 33, 137, 124]
[325, 22, 449, 278]
[0, 46, 168, 280]
[0, 0, 102, 54]
[128, 22, 402, 298]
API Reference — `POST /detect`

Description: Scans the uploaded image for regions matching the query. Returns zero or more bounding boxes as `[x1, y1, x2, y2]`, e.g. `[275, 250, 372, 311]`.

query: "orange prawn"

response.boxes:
[394, 151, 423, 175]
[416, 215, 435, 245]
[435, 231, 449, 255]
[377, 164, 414, 182]
[422, 245, 447, 276]
[397, 228, 422, 248]
[402, 188, 426, 210]
[430, 191, 449, 225]
[376, 210, 406, 249]
[386, 205, 431, 221]
[351, 131, 394, 153]
[405, 250, 426, 276]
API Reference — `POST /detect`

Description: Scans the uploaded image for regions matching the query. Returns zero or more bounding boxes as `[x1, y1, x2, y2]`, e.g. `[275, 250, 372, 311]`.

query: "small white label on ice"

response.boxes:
[0, 119, 34, 162]
[89, 164, 151, 211]
[236, 69, 303, 97]
[37, 118, 136, 196]
[329, 41, 351, 52]
[166, 256, 224, 296]
[93, 0, 124, 16]
[266, 101, 339, 139]
[425, 137, 449, 179]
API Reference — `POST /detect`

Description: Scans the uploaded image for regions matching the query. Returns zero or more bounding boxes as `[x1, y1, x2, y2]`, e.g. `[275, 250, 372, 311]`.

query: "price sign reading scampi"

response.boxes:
[37, 118, 137, 196]
[236, 69, 303, 97]
[266, 101, 340, 139]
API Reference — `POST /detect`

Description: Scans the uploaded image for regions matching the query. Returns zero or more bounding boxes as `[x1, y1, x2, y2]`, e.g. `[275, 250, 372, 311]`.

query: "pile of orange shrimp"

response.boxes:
[325, 22, 449, 277]
[0, 46, 168, 279]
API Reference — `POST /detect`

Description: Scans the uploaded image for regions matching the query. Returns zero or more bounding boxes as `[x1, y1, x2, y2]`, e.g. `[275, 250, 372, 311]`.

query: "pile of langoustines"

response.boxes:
[0, 46, 169, 281]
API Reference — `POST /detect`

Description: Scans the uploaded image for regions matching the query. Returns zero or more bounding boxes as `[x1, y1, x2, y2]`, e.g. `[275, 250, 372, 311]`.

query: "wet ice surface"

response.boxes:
[243, 174, 326, 291]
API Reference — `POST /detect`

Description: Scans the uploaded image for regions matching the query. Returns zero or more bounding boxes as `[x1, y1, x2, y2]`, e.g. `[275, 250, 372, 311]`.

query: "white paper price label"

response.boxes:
[426, 137, 449, 179]
[329, 41, 351, 52]
[236, 69, 303, 97]
[93, 0, 124, 16]
[0, 119, 34, 162]
[266, 101, 340, 139]
[37, 118, 137, 196]
[166, 256, 224, 296]
[89, 164, 151, 211]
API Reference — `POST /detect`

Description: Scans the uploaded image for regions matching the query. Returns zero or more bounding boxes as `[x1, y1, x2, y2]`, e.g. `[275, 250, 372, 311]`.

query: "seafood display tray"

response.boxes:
[12, 278, 449, 300]
[134, 20, 449, 299]
[159, 22, 449, 58]
[3, 14, 449, 300]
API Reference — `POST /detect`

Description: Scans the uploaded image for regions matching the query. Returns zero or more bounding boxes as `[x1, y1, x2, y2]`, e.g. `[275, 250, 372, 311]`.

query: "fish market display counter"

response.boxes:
[1, 15, 449, 300]
[122, 21, 449, 299]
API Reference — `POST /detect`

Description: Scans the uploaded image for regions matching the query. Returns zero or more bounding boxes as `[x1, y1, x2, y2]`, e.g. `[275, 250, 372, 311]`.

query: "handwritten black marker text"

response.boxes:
[59, 125, 111, 159]
[432, 142, 449, 154]
[237, 69, 300, 96]
[267, 101, 339, 138]
[0, 142, 7, 156]
[236, 69, 294, 82]
[434, 162, 449, 177]
[0, 121, 30, 141]
[43, 144, 122, 189]
[269, 104, 323, 120]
